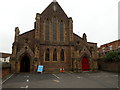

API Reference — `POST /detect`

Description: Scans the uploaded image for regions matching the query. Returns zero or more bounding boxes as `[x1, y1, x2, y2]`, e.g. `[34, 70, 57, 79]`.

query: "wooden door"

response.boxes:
[82, 58, 89, 71]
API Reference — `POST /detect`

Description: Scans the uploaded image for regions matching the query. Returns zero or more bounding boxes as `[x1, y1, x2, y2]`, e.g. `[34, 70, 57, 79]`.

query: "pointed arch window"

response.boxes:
[45, 48, 50, 61]
[60, 49, 64, 61]
[53, 48, 57, 61]
[60, 20, 64, 41]
[53, 17, 57, 41]
[46, 19, 49, 40]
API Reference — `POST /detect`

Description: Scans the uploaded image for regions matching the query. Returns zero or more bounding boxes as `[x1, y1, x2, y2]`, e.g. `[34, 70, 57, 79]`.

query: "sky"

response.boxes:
[0, 0, 119, 53]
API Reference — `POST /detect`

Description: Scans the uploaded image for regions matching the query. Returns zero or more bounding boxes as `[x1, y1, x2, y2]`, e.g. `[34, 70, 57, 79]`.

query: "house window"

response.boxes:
[45, 48, 50, 61]
[109, 45, 112, 51]
[53, 49, 57, 61]
[46, 19, 49, 40]
[60, 49, 64, 61]
[102, 47, 105, 53]
[60, 21, 64, 41]
[53, 17, 57, 41]
[118, 46, 120, 49]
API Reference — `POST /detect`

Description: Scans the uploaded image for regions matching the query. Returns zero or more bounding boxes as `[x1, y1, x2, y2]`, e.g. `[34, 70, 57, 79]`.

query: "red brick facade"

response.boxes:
[98, 40, 120, 58]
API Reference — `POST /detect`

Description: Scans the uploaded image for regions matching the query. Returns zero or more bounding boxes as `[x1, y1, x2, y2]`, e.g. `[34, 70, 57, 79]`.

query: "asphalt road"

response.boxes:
[2, 71, 119, 88]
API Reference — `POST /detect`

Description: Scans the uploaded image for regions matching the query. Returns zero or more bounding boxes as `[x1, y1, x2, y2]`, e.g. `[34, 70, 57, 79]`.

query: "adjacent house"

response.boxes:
[98, 39, 120, 58]
[0, 53, 11, 63]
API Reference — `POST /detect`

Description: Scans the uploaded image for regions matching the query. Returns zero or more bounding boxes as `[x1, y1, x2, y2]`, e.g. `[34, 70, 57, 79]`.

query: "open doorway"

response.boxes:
[20, 54, 30, 72]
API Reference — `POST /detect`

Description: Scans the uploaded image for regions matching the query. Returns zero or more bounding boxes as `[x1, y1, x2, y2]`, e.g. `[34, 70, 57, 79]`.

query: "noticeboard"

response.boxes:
[37, 65, 43, 72]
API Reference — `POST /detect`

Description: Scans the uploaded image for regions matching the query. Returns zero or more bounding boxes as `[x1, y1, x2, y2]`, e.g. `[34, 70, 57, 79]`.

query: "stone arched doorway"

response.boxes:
[82, 57, 90, 71]
[20, 54, 30, 72]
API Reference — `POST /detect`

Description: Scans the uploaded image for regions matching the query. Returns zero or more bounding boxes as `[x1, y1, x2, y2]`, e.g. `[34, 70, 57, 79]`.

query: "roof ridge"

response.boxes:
[19, 29, 35, 36]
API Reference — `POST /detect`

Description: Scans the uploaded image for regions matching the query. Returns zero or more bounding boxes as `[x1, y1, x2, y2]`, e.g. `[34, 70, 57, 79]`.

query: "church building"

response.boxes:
[10, 0, 98, 73]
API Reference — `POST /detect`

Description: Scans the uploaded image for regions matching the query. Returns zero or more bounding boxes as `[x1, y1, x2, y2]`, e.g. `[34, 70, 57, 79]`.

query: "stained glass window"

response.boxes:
[60, 21, 64, 41]
[46, 19, 49, 40]
[53, 17, 57, 41]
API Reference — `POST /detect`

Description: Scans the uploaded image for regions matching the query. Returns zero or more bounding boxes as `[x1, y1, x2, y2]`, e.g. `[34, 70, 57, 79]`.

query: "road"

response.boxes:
[2, 71, 119, 88]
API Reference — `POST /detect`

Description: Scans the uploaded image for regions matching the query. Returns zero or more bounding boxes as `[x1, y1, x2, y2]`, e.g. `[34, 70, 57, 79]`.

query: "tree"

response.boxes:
[102, 51, 120, 62]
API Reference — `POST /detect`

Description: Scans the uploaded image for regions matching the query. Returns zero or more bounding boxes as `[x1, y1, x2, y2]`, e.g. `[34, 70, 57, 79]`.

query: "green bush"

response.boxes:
[102, 51, 120, 62]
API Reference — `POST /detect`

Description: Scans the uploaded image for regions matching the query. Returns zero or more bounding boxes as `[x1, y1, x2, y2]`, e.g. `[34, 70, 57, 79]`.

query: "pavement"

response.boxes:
[2, 71, 119, 88]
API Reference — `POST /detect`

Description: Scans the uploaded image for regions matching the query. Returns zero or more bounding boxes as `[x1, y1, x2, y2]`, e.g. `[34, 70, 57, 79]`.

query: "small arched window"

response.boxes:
[53, 48, 57, 61]
[53, 17, 57, 41]
[46, 19, 49, 40]
[45, 48, 50, 61]
[60, 49, 64, 61]
[60, 20, 64, 41]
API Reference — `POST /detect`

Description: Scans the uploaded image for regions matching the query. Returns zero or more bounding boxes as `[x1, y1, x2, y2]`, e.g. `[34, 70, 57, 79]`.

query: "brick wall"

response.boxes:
[2, 63, 11, 77]
[98, 61, 120, 72]
[2, 67, 11, 77]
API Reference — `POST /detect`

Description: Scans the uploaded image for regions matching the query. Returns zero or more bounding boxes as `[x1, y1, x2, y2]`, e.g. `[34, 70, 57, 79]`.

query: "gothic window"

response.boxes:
[60, 21, 64, 41]
[46, 19, 49, 40]
[53, 17, 57, 41]
[109, 45, 112, 50]
[60, 49, 64, 61]
[45, 48, 50, 61]
[53, 48, 57, 61]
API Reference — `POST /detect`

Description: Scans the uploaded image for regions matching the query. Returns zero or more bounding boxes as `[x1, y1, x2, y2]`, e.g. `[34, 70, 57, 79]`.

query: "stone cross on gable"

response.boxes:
[53, 0, 57, 2]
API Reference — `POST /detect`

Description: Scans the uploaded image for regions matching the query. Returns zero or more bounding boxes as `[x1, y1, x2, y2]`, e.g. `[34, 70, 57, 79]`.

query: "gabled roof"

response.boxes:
[0, 53, 11, 58]
[73, 33, 83, 40]
[41, 1, 68, 18]
[87, 42, 97, 45]
[100, 39, 120, 47]
[19, 29, 35, 36]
